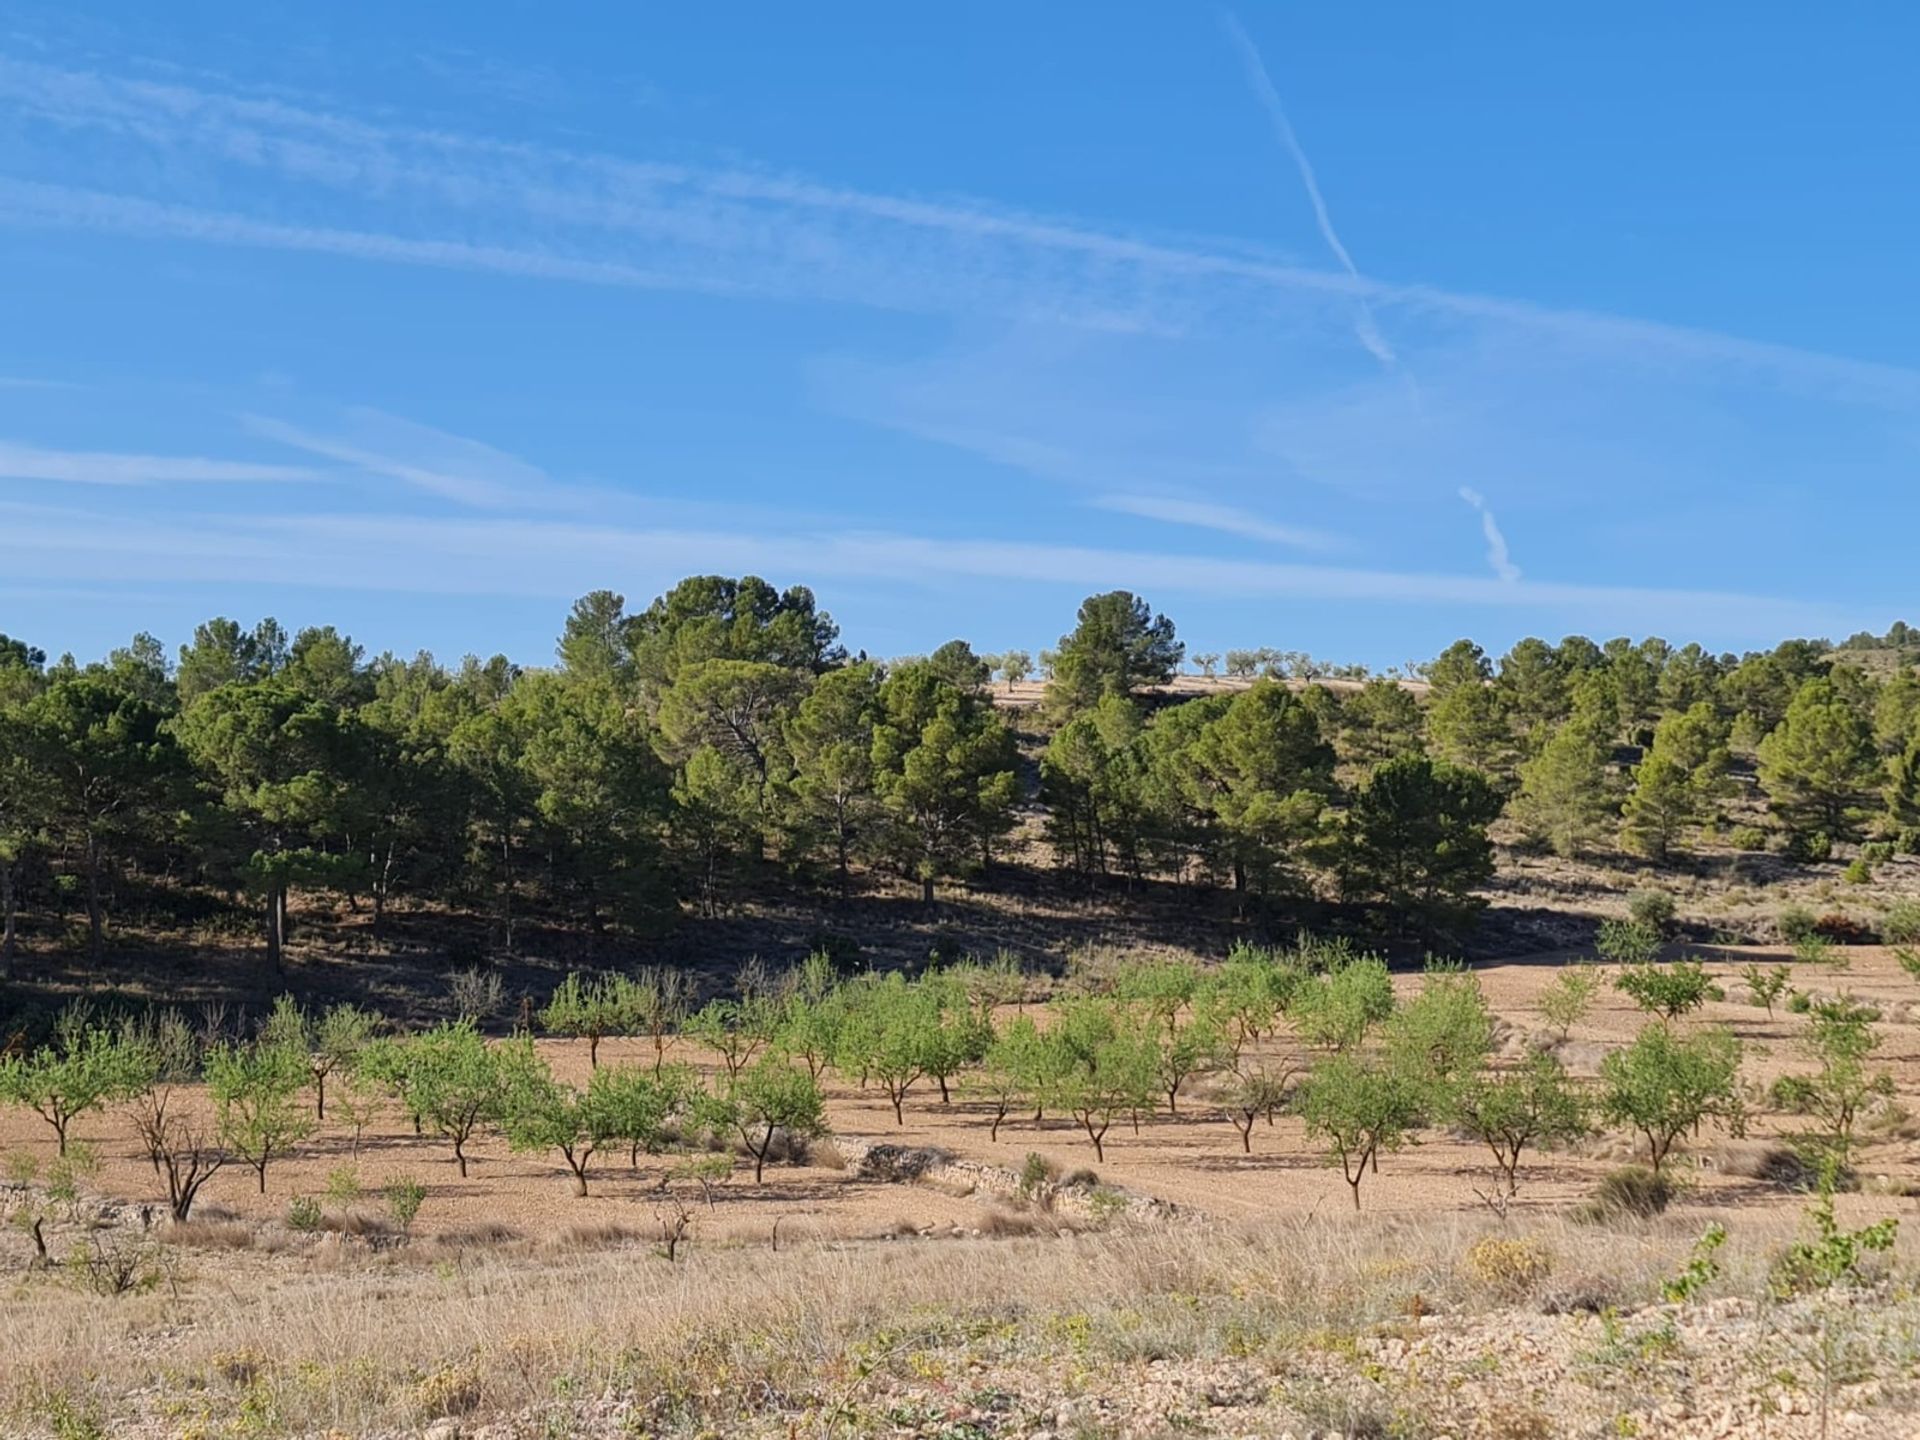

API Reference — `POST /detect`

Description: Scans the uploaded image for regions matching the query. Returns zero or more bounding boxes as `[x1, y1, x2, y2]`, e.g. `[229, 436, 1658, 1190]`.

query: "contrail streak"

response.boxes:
[1220, 12, 1395, 366]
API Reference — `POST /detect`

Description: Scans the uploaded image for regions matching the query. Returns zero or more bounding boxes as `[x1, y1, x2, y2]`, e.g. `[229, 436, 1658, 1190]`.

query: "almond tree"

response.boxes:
[712, 1058, 827, 1183]
[207, 1040, 315, 1193]
[0, 1025, 143, 1155]
[1298, 1053, 1421, 1210]
[1452, 1054, 1589, 1197]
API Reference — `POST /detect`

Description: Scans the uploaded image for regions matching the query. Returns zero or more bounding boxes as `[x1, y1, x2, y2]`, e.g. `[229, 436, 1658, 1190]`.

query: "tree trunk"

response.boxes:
[0, 855, 15, 978]
[921, 875, 934, 905]
[85, 831, 105, 961]
[265, 881, 284, 973]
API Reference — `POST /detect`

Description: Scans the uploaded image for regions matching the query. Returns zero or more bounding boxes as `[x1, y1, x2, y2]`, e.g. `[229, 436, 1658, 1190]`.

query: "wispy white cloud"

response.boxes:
[1219, 12, 1394, 367]
[0, 498, 1853, 640]
[243, 408, 559, 509]
[0, 180, 734, 297]
[1091, 492, 1342, 551]
[0, 439, 321, 485]
[1457, 485, 1521, 584]
[1, 58, 1918, 407]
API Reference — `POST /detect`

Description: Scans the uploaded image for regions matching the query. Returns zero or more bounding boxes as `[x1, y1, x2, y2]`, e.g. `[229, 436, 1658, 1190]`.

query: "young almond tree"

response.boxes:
[1289, 957, 1395, 1053]
[499, 1046, 677, 1197]
[918, 973, 994, 1105]
[0, 1025, 142, 1155]
[261, 995, 379, 1119]
[966, 1014, 1045, 1143]
[833, 974, 938, 1124]
[715, 1058, 828, 1183]
[686, 995, 782, 1081]
[630, 966, 690, 1074]
[1221, 1068, 1292, 1154]
[399, 1021, 511, 1177]
[1297, 1053, 1421, 1210]
[1195, 948, 1288, 1062]
[1045, 1000, 1159, 1162]
[1770, 995, 1893, 1169]
[1600, 1022, 1742, 1173]
[540, 972, 642, 1069]
[1615, 961, 1723, 1022]
[207, 1040, 316, 1193]
[773, 984, 847, 1082]
[1154, 1014, 1229, 1116]
[1382, 967, 1494, 1118]
[1452, 1053, 1590, 1197]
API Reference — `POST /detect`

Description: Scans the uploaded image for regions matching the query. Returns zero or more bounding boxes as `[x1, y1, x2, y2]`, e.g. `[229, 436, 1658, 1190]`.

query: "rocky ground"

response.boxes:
[320, 1291, 1920, 1440]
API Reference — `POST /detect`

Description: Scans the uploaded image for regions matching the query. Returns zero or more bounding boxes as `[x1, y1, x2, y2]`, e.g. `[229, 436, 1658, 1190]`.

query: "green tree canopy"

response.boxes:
[1340, 755, 1500, 939]
[1047, 591, 1182, 713]
[1757, 678, 1879, 844]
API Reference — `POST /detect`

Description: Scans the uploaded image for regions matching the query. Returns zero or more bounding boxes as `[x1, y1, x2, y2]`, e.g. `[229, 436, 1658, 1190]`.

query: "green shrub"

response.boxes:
[1792, 934, 1834, 965]
[1616, 961, 1723, 1021]
[384, 1176, 426, 1235]
[1017, 1151, 1055, 1202]
[1883, 903, 1920, 946]
[1729, 825, 1770, 853]
[286, 1195, 322, 1232]
[1596, 919, 1662, 967]
[1627, 889, 1677, 935]
[324, 1166, 362, 1206]
[1778, 904, 1820, 944]
[1842, 859, 1872, 885]
[1786, 991, 1813, 1015]
[1788, 832, 1834, 864]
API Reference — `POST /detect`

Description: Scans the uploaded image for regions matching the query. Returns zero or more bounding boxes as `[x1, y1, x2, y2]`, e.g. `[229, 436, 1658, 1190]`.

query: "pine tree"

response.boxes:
[1757, 678, 1879, 845]
[1621, 702, 1732, 860]
[1512, 711, 1616, 858]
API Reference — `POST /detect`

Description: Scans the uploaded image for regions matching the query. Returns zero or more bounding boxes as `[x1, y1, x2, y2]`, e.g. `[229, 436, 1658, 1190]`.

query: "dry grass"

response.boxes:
[1, 1203, 1871, 1437]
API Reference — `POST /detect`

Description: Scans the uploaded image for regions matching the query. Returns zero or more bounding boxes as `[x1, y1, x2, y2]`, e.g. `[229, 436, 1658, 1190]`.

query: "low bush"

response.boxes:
[1463, 1235, 1553, 1299]
[1883, 902, 1920, 946]
[286, 1195, 322, 1232]
[1777, 904, 1819, 943]
[1595, 919, 1662, 967]
[1787, 831, 1834, 863]
[1729, 825, 1769, 853]
[1627, 889, 1676, 935]
[1577, 1165, 1675, 1223]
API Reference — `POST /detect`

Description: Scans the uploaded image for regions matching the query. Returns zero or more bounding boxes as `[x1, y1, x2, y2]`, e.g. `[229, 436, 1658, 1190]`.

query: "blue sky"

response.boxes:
[2, 4, 1916, 671]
